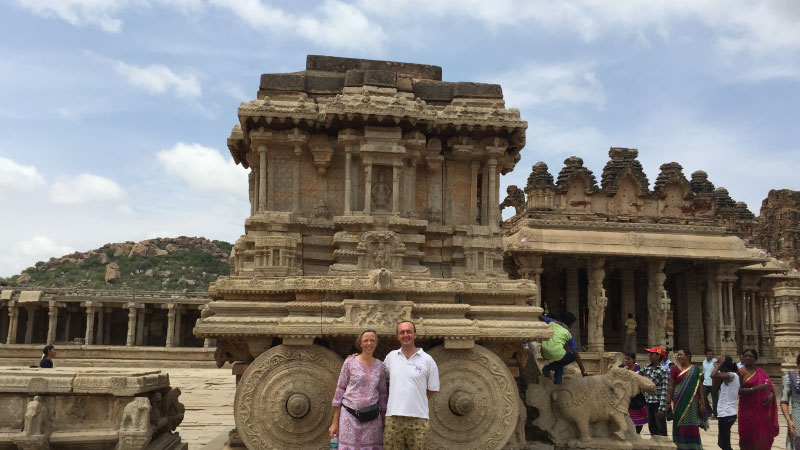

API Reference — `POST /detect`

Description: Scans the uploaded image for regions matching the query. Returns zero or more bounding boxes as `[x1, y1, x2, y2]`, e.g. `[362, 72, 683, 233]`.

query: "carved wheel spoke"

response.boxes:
[234, 345, 342, 450]
[428, 345, 519, 450]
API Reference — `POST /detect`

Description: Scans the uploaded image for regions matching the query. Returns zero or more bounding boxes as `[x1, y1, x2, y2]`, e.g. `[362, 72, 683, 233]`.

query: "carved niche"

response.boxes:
[254, 236, 299, 276]
[356, 231, 405, 270]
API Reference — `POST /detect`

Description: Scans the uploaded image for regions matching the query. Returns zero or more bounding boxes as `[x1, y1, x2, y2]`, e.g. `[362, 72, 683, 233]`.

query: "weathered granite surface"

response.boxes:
[0, 368, 187, 450]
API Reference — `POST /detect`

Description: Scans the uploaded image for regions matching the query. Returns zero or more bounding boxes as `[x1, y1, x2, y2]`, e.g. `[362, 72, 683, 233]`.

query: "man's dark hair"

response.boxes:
[720, 356, 736, 372]
[624, 352, 636, 360]
[396, 320, 416, 333]
[705, 348, 713, 354]
[560, 311, 576, 327]
[627, 313, 633, 318]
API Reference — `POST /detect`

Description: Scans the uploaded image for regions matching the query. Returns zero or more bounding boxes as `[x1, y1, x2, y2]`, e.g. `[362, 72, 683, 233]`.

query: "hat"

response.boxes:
[645, 347, 666, 357]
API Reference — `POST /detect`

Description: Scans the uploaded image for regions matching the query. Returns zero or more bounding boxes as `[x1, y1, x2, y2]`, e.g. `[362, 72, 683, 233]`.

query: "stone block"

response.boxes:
[305, 54, 442, 80]
[304, 70, 345, 94]
[259, 72, 305, 92]
[412, 79, 453, 102]
[452, 81, 503, 98]
[363, 69, 396, 87]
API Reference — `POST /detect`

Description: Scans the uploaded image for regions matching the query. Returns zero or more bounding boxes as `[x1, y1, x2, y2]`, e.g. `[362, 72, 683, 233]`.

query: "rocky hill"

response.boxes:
[1, 237, 232, 292]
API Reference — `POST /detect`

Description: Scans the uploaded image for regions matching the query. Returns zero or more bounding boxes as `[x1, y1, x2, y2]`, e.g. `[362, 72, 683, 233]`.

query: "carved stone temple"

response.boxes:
[193, 55, 551, 450]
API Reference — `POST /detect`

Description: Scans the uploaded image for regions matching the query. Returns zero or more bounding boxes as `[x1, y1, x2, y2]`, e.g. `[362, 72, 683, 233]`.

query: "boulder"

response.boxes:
[105, 263, 120, 284]
[129, 242, 149, 257]
[17, 272, 32, 284]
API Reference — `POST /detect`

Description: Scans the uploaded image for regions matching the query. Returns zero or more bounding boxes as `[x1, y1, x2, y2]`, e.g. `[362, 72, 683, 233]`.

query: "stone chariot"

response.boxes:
[194, 55, 551, 450]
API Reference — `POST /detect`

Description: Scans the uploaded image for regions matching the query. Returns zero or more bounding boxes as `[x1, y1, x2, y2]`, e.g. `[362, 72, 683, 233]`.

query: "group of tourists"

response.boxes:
[329, 320, 439, 450]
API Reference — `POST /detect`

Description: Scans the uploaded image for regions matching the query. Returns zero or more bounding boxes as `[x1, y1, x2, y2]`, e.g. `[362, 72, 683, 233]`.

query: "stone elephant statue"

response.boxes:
[550, 367, 655, 442]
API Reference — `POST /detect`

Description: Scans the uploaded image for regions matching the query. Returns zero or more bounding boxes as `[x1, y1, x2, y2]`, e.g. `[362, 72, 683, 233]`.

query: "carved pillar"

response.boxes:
[392, 162, 402, 215]
[204, 338, 211, 349]
[487, 159, 498, 228]
[104, 310, 112, 345]
[621, 268, 636, 324]
[481, 166, 489, 225]
[166, 304, 176, 347]
[445, 161, 455, 225]
[248, 170, 255, 216]
[587, 258, 607, 352]
[292, 145, 302, 213]
[566, 266, 580, 347]
[646, 260, 669, 348]
[126, 302, 136, 347]
[407, 157, 417, 217]
[63, 307, 72, 342]
[258, 145, 267, 212]
[470, 161, 480, 225]
[6, 302, 18, 344]
[95, 306, 104, 345]
[344, 149, 353, 215]
[426, 158, 443, 224]
[84, 302, 95, 346]
[364, 162, 373, 214]
[136, 307, 146, 346]
[24, 306, 34, 344]
[174, 306, 183, 347]
[47, 301, 58, 345]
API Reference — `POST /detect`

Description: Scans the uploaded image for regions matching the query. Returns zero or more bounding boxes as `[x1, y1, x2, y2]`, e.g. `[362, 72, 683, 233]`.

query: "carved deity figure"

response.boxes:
[121, 397, 152, 432]
[587, 259, 607, 351]
[646, 260, 670, 348]
[500, 185, 526, 216]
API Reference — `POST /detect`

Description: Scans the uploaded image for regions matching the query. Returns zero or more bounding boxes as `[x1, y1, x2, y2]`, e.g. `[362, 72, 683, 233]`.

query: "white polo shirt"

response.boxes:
[384, 347, 440, 419]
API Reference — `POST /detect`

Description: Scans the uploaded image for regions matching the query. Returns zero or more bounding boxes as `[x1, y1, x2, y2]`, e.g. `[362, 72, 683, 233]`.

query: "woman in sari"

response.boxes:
[738, 348, 779, 450]
[666, 348, 706, 449]
[620, 352, 648, 433]
[780, 353, 800, 450]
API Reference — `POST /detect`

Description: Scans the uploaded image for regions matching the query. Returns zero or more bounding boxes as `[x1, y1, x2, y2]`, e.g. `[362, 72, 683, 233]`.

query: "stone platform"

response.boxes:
[0, 344, 217, 369]
[0, 367, 188, 450]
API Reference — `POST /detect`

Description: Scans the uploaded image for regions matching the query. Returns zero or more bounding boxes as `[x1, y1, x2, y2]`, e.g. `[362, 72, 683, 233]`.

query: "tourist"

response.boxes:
[39, 345, 55, 368]
[539, 312, 587, 385]
[666, 348, 707, 449]
[701, 348, 718, 418]
[738, 348, 779, 450]
[780, 353, 800, 450]
[710, 355, 739, 450]
[383, 321, 439, 450]
[623, 313, 637, 354]
[640, 346, 669, 436]
[620, 352, 647, 434]
[330, 329, 388, 450]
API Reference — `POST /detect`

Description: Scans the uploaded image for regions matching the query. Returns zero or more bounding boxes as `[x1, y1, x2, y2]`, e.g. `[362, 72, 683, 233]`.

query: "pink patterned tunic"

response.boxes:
[332, 357, 389, 450]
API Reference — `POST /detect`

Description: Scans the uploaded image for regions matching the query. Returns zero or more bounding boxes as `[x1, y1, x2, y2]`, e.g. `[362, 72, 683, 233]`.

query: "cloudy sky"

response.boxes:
[2, 0, 799, 277]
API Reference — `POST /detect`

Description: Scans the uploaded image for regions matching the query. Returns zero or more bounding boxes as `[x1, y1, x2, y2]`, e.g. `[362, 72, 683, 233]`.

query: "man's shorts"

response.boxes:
[384, 415, 430, 450]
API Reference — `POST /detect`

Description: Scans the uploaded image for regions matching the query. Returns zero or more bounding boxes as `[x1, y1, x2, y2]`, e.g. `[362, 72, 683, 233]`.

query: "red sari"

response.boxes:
[738, 367, 779, 450]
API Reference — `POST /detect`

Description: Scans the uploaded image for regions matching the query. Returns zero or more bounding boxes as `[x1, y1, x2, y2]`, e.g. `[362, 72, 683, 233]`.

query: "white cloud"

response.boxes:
[112, 60, 202, 99]
[156, 142, 247, 194]
[13, 236, 75, 266]
[16, 0, 125, 33]
[211, 0, 386, 53]
[50, 173, 126, 204]
[0, 156, 45, 198]
[497, 61, 605, 109]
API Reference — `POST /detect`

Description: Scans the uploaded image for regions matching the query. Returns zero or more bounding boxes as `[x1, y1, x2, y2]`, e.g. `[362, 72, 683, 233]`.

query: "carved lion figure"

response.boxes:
[550, 368, 655, 441]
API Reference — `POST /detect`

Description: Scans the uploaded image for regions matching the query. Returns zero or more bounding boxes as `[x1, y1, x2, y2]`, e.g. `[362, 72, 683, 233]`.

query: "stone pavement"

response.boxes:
[156, 368, 795, 449]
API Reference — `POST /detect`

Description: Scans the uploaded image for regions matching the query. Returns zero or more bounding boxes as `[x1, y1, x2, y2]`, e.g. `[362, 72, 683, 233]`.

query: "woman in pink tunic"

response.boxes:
[330, 329, 388, 450]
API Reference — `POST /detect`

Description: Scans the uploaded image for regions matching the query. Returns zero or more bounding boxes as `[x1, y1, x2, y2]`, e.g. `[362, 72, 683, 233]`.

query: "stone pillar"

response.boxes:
[95, 306, 104, 345]
[63, 307, 72, 342]
[487, 159, 498, 228]
[445, 161, 455, 225]
[166, 304, 176, 348]
[621, 268, 636, 324]
[344, 149, 353, 215]
[46, 301, 58, 345]
[104, 310, 112, 345]
[136, 307, 146, 346]
[174, 307, 183, 347]
[204, 338, 211, 349]
[646, 260, 669, 348]
[566, 266, 581, 347]
[470, 161, 480, 225]
[84, 302, 95, 346]
[249, 170, 256, 216]
[290, 145, 302, 213]
[481, 166, 489, 225]
[426, 158, 443, 224]
[258, 144, 267, 212]
[24, 306, 34, 344]
[407, 157, 417, 217]
[6, 302, 18, 344]
[364, 162, 373, 214]
[392, 162, 402, 215]
[587, 258, 607, 352]
[126, 302, 137, 347]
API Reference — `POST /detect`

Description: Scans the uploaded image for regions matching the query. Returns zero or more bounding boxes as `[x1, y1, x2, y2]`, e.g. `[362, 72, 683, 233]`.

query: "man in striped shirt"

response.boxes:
[640, 346, 669, 436]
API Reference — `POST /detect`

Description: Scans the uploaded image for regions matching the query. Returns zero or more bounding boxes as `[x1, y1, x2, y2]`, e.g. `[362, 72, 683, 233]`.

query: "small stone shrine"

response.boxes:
[0, 368, 186, 450]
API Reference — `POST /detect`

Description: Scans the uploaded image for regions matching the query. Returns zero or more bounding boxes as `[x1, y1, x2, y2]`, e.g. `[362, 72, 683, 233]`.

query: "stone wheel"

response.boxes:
[234, 345, 342, 450]
[427, 345, 520, 450]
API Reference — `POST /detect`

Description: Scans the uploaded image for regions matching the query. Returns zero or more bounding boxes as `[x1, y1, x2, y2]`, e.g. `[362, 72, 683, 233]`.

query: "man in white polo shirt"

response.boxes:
[383, 320, 440, 450]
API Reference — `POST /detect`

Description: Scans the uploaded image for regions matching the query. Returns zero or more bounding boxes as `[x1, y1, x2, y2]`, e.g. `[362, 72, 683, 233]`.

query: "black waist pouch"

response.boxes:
[344, 403, 380, 423]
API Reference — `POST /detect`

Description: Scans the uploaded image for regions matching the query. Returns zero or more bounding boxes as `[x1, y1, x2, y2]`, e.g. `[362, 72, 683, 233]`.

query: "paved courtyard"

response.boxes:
[164, 367, 791, 449]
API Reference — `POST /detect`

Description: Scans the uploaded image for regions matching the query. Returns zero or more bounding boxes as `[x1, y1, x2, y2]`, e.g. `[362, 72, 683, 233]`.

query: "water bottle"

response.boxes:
[330, 434, 338, 449]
